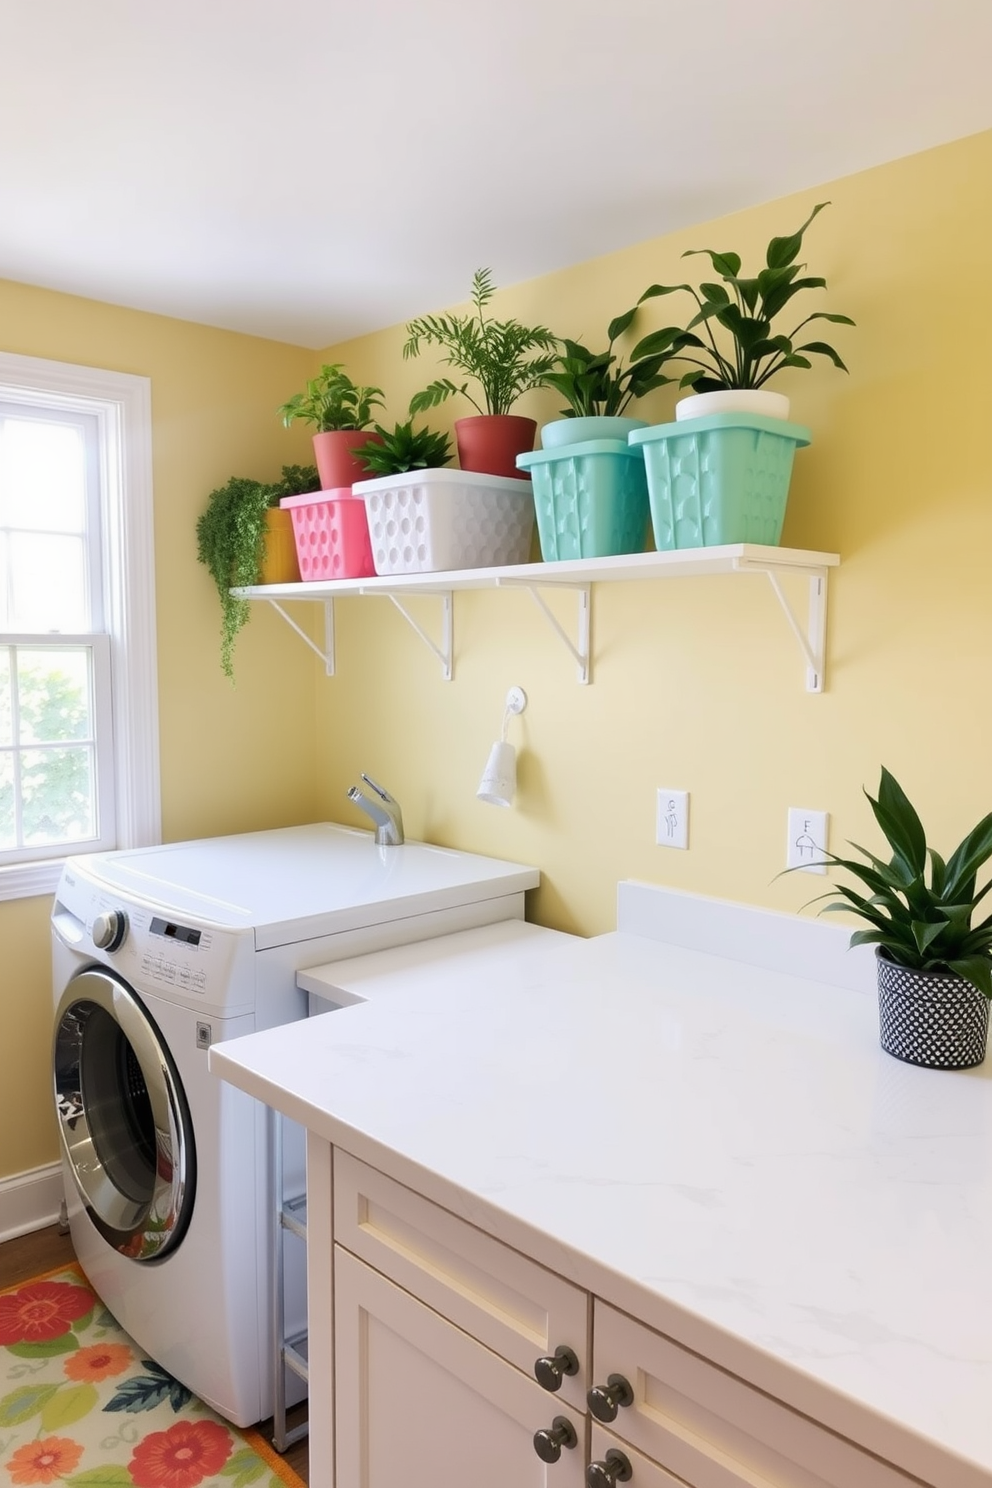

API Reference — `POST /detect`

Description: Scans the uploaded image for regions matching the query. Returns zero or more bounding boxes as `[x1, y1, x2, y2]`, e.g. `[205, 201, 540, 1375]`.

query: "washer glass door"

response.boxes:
[53, 968, 196, 1261]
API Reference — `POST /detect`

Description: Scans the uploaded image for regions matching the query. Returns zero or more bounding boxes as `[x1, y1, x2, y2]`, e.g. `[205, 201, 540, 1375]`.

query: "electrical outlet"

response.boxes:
[787, 808, 829, 873]
[656, 789, 689, 850]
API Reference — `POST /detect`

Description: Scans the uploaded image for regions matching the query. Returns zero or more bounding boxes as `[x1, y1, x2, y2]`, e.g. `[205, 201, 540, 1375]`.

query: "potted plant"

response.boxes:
[404, 268, 558, 478]
[811, 766, 992, 1069]
[354, 419, 452, 476]
[196, 465, 319, 678]
[352, 414, 532, 578]
[540, 303, 684, 448]
[633, 200, 854, 422]
[277, 364, 384, 490]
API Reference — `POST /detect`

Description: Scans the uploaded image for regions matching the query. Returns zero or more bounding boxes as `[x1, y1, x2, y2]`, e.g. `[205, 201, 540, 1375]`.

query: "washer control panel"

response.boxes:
[54, 867, 255, 1016]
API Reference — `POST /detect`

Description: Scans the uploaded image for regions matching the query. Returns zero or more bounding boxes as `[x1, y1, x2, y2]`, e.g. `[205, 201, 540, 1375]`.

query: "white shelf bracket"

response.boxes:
[761, 568, 828, 692]
[519, 584, 592, 684]
[265, 599, 335, 677]
[379, 591, 453, 680]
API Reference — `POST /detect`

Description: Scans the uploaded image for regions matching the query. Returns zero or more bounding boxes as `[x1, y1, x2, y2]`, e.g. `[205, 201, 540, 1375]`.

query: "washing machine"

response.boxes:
[51, 822, 537, 1427]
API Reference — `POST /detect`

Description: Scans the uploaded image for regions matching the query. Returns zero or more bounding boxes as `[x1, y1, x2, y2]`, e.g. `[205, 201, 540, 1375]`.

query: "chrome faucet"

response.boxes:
[347, 773, 405, 847]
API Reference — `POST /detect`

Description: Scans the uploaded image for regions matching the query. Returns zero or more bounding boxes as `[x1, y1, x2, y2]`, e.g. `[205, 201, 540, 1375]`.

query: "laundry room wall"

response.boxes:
[318, 128, 992, 936]
[0, 282, 324, 1185]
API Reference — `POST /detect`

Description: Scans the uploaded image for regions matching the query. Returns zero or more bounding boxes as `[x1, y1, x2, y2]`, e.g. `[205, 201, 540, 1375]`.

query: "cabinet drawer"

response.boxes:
[593, 1302, 920, 1488]
[334, 1151, 589, 1411]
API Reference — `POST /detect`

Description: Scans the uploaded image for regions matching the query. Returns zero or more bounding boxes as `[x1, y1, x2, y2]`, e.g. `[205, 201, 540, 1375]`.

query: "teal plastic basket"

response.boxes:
[629, 413, 811, 549]
[516, 439, 649, 560]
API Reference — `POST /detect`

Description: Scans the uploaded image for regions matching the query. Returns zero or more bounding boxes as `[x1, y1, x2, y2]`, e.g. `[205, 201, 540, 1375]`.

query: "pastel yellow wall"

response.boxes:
[0, 282, 322, 1178]
[5, 127, 992, 1183]
[319, 128, 992, 936]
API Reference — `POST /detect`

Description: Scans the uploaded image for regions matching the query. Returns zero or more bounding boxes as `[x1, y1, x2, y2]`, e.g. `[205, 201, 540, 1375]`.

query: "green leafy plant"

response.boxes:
[278, 364, 384, 431]
[356, 420, 452, 476]
[544, 304, 684, 417]
[195, 465, 319, 680]
[404, 268, 559, 418]
[633, 202, 855, 393]
[810, 767, 992, 996]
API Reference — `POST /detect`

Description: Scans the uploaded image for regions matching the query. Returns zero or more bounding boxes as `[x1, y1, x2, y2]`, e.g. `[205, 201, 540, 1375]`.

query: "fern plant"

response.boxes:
[404, 269, 559, 418]
[633, 202, 855, 392]
[811, 767, 992, 996]
[356, 421, 452, 476]
[195, 466, 319, 680]
[278, 364, 384, 431]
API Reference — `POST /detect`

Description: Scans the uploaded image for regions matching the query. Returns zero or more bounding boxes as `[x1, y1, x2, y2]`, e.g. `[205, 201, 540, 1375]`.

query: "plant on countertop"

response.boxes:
[810, 766, 992, 996]
[196, 464, 320, 680]
[355, 419, 453, 476]
[633, 202, 855, 393]
[277, 363, 384, 431]
[404, 268, 559, 417]
[544, 304, 685, 417]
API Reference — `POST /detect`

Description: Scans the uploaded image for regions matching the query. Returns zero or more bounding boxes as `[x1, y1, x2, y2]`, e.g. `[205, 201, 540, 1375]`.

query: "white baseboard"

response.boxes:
[0, 1163, 64, 1243]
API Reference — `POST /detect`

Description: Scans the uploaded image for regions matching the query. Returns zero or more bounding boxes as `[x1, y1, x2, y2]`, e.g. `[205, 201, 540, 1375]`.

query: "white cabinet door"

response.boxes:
[335, 1246, 586, 1488]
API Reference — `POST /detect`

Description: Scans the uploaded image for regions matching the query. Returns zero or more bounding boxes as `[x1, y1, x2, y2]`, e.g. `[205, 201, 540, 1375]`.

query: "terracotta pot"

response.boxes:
[454, 416, 535, 480]
[259, 507, 300, 584]
[312, 429, 380, 490]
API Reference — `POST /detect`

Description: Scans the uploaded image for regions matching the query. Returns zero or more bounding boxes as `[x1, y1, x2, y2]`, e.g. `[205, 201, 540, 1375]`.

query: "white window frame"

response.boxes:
[0, 352, 160, 900]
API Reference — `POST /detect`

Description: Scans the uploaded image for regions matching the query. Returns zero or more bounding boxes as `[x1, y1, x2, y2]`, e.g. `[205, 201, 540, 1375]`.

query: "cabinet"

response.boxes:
[324, 1153, 927, 1488]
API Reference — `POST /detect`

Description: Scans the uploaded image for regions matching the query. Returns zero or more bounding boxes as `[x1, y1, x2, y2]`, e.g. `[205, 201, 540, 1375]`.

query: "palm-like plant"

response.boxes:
[813, 767, 992, 996]
[404, 269, 559, 418]
[633, 202, 855, 393]
[544, 305, 683, 417]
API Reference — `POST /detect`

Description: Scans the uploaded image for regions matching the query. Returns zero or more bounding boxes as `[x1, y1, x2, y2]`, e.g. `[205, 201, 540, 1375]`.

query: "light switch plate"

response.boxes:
[787, 808, 829, 873]
[656, 789, 689, 850]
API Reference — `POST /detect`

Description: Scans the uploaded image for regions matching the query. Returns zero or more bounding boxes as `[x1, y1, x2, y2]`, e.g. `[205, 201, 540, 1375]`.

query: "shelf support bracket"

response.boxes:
[265, 599, 335, 677]
[514, 583, 591, 684]
[378, 591, 453, 680]
[760, 568, 828, 692]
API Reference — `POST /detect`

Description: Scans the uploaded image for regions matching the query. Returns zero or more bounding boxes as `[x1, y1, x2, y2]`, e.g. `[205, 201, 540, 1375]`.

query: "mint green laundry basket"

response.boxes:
[629, 413, 811, 549]
[516, 439, 649, 560]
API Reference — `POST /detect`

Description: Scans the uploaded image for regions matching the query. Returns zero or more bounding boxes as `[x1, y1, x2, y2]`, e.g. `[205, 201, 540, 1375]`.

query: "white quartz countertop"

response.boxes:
[210, 916, 992, 1486]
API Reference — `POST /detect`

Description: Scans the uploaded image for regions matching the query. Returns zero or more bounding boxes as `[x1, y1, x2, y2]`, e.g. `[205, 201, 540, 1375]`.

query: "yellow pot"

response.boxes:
[260, 507, 300, 584]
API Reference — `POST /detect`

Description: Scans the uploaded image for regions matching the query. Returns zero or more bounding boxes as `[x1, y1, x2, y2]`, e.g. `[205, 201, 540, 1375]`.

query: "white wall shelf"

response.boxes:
[233, 543, 839, 691]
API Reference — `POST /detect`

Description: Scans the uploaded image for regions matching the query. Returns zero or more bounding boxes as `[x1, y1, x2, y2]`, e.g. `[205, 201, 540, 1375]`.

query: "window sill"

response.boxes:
[0, 859, 64, 902]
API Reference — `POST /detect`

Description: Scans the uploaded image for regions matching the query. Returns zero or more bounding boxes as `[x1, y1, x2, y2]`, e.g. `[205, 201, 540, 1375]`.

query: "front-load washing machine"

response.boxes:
[51, 822, 537, 1426]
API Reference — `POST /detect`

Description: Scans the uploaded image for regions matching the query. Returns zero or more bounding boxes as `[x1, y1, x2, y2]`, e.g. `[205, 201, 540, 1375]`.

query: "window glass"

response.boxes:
[0, 417, 87, 531]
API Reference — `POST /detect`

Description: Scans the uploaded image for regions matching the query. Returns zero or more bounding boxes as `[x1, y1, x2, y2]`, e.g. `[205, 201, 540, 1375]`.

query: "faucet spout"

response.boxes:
[346, 773, 404, 847]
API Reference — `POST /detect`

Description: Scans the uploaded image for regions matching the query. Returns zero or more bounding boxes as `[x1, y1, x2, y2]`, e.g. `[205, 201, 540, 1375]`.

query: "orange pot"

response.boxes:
[454, 416, 536, 480]
[312, 429, 380, 490]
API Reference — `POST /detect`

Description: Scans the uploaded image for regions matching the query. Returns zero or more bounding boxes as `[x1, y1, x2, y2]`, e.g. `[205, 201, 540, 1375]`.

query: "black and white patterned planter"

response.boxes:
[876, 951, 990, 1069]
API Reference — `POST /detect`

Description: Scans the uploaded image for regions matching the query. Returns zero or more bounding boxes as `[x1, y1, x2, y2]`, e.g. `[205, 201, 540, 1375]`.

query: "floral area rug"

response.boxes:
[0, 1264, 303, 1488]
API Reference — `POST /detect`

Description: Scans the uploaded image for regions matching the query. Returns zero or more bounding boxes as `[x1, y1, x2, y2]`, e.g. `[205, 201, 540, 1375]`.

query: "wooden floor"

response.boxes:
[0, 1224, 310, 1484]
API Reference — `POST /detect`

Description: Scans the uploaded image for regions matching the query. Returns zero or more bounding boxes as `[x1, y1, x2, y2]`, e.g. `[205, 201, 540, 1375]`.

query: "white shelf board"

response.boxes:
[233, 544, 839, 690]
[232, 543, 839, 602]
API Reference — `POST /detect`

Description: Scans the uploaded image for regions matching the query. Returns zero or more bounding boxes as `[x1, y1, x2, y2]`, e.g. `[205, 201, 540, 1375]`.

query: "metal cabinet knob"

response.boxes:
[587, 1373, 634, 1422]
[92, 909, 127, 952]
[532, 1415, 578, 1464]
[534, 1344, 580, 1393]
[586, 1448, 633, 1486]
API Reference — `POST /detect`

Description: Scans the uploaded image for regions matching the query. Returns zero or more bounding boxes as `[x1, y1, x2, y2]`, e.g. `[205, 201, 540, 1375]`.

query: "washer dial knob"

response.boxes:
[92, 909, 128, 952]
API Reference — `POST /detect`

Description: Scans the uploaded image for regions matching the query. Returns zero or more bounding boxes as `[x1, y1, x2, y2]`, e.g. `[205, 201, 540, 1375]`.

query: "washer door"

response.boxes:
[53, 967, 196, 1262]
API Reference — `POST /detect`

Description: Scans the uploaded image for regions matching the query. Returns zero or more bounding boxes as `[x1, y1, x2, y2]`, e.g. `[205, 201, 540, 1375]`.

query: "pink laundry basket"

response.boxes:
[280, 488, 376, 581]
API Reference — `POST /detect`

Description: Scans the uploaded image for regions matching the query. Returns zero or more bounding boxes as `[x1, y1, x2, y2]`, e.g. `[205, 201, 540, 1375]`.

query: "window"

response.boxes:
[0, 353, 159, 899]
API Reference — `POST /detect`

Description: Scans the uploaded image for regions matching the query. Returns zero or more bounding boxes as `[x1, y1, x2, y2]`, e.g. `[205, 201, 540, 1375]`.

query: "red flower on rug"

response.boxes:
[7, 1435, 83, 1484]
[0, 1280, 92, 1345]
[129, 1418, 233, 1487]
[64, 1341, 133, 1381]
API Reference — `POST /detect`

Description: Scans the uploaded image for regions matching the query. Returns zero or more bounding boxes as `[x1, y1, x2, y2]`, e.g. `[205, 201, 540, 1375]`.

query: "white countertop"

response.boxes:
[210, 905, 992, 1487]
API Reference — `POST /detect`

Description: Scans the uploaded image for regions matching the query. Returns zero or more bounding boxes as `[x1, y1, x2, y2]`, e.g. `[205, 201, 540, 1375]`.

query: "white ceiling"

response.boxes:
[3, 0, 991, 349]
